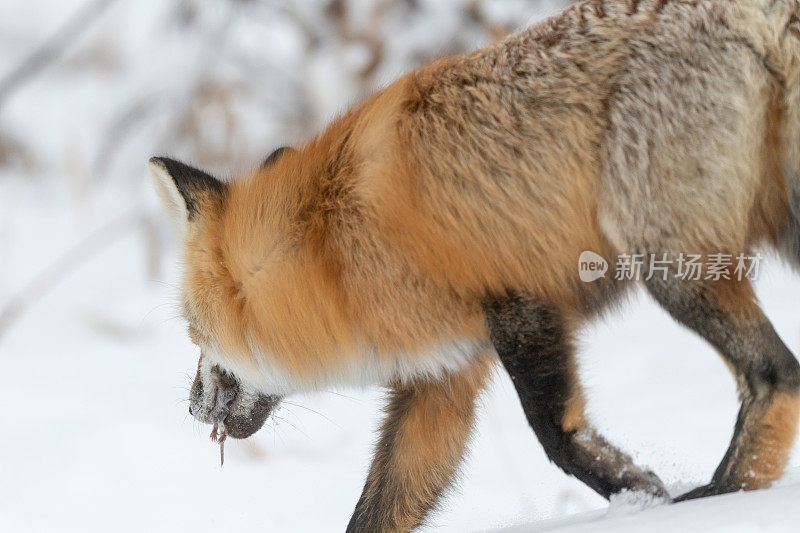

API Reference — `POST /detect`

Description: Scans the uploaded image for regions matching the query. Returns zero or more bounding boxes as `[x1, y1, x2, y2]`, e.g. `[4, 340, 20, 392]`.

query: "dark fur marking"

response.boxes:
[628, 0, 644, 15]
[778, 179, 800, 267]
[150, 157, 225, 219]
[484, 292, 669, 500]
[346, 387, 413, 533]
[643, 276, 800, 394]
[723, 37, 786, 87]
[261, 146, 294, 168]
[654, 0, 672, 13]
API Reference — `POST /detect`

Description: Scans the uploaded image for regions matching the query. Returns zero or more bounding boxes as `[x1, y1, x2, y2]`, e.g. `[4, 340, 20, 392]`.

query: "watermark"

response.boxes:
[578, 251, 609, 283]
[578, 252, 763, 283]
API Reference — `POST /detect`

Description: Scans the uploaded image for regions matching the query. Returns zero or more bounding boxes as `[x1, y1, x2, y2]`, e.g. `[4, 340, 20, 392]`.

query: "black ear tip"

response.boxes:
[148, 157, 216, 184]
[149, 156, 198, 178]
[148, 156, 168, 170]
[149, 157, 190, 176]
[261, 146, 295, 168]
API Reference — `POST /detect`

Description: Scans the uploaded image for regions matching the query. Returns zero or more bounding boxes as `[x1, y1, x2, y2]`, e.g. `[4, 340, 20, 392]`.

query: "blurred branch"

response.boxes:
[94, 0, 241, 180]
[329, 0, 392, 84]
[0, 129, 35, 170]
[0, 209, 142, 348]
[0, 0, 119, 111]
[92, 97, 157, 183]
[468, 0, 515, 42]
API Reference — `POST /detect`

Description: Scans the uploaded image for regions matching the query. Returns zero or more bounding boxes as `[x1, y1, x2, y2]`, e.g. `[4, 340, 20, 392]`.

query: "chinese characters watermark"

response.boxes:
[578, 251, 762, 283]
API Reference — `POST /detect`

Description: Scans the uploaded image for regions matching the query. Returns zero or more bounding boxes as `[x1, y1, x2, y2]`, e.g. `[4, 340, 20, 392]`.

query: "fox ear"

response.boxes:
[148, 157, 225, 235]
[260, 146, 295, 169]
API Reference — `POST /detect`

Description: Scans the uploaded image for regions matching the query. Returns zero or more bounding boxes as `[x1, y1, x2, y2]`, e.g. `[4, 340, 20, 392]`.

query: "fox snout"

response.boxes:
[189, 358, 281, 439]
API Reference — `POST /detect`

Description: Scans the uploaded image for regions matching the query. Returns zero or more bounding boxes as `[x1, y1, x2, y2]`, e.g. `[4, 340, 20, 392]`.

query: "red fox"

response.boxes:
[150, 0, 800, 530]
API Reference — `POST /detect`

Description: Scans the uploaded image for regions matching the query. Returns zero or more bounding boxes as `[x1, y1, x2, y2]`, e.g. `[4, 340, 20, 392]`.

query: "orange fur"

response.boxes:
[181, 47, 624, 384]
[741, 392, 800, 490]
[355, 355, 492, 531]
[562, 387, 589, 433]
[714, 278, 761, 325]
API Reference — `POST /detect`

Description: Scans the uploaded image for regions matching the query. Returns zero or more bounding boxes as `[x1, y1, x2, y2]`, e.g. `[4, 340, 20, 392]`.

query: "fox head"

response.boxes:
[148, 154, 288, 439]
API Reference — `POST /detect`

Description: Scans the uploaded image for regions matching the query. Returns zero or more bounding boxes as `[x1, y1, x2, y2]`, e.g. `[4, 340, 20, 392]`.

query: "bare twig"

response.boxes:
[0, 0, 119, 111]
[91, 96, 157, 184]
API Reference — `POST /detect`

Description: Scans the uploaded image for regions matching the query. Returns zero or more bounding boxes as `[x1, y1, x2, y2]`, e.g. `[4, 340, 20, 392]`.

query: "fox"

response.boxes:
[149, 0, 800, 530]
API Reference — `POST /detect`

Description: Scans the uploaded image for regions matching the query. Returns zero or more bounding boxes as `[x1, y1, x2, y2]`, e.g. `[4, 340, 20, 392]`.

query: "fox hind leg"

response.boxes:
[484, 293, 670, 500]
[778, 184, 800, 270]
[346, 356, 491, 533]
[643, 275, 800, 500]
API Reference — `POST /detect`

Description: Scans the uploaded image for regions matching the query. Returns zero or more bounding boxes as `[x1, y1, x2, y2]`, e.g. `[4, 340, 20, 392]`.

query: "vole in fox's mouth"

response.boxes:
[210, 423, 226, 466]
[188, 358, 282, 464]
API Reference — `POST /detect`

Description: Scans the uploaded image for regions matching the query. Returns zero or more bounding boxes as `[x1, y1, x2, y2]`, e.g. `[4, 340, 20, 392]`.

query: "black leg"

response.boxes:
[484, 293, 670, 500]
[643, 275, 800, 500]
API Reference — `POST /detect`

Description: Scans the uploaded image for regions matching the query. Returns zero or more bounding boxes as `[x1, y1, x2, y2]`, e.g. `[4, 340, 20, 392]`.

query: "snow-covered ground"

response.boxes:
[503, 472, 800, 532]
[2, 187, 800, 532]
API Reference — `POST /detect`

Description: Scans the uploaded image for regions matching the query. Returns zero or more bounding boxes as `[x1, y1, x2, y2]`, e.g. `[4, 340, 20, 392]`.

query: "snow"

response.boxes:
[502, 475, 800, 532]
[3, 1, 800, 532]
